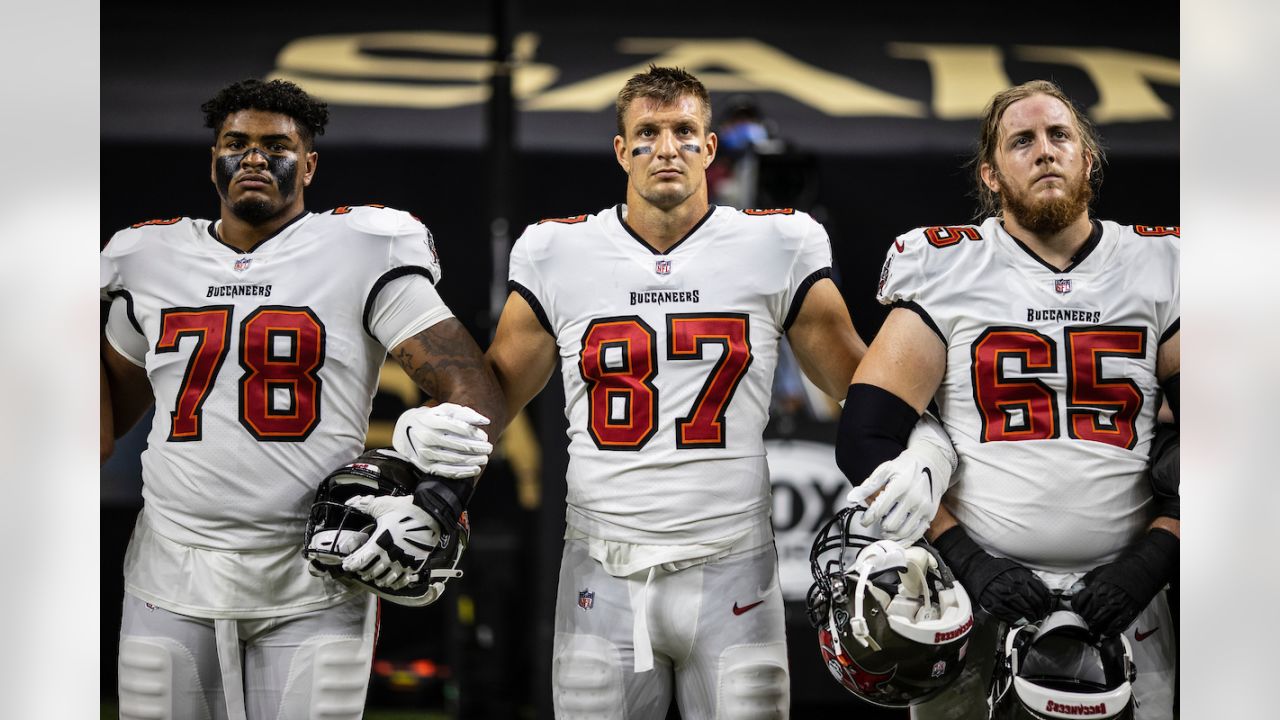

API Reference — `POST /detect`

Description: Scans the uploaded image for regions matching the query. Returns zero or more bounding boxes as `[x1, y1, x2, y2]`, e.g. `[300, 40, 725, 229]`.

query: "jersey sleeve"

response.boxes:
[100, 230, 148, 365]
[385, 212, 443, 285]
[875, 229, 930, 307]
[781, 213, 834, 329]
[507, 224, 554, 335]
[367, 273, 455, 351]
[1158, 236, 1180, 343]
[104, 295, 147, 366]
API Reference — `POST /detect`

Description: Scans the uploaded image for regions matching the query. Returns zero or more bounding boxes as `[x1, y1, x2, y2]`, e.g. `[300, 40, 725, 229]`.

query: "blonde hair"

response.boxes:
[971, 80, 1105, 219]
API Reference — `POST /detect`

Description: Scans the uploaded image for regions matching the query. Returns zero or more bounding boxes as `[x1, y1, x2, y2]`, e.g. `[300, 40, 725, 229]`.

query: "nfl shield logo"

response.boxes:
[655, 259, 672, 275]
[578, 589, 595, 611]
[1054, 278, 1071, 294]
[234, 257, 252, 272]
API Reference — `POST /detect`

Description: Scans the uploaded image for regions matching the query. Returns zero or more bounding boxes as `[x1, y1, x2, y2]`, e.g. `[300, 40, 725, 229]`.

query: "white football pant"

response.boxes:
[117, 591, 377, 720]
[552, 538, 790, 719]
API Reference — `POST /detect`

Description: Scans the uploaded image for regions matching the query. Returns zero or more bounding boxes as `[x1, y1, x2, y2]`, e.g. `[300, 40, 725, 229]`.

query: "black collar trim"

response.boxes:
[1004, 219, 1102, 273]
[616, 204, 716, 255]
[209, 210, 309, 254]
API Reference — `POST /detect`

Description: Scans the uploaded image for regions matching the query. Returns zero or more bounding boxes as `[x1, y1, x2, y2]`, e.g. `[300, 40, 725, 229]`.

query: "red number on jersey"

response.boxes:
[238, 307, 326, 441]
[971, 326, 1149, 449]
[537, 214, 588, 224]
[924, 226, 982, 248]
[157, 305, 326, 442]
[1133, 225, 1179, 237]
[1065, 327, 1146, 450]
[156, 307, 234, 441]
[971, 327, 1060, 441]
[579, 317, 659, 450]
[578, 313, 756, 451]
[668, 314, 753, 448]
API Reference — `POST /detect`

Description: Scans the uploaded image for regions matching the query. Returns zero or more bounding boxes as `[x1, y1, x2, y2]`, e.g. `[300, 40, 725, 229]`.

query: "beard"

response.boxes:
[230, 196, 278, 224]
[999, 166, 1092, 235]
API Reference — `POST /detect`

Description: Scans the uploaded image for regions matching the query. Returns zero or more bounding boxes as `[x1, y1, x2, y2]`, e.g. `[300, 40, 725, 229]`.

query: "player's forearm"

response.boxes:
[924, 502, 959, 543]
[392, 319, 509, 442]
[102, 342, 154, 441]
[1149, 516, 1179, 539]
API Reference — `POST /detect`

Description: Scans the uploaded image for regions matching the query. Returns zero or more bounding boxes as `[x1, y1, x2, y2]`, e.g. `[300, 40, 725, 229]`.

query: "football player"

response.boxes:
[835, 80, 1179, 719]
[100, 79, 506, 720]
[478, 65, 955, 719]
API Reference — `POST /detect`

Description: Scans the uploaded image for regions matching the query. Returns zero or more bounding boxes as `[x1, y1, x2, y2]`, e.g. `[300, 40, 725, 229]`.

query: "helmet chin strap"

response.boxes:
[846, 540, 910, 650]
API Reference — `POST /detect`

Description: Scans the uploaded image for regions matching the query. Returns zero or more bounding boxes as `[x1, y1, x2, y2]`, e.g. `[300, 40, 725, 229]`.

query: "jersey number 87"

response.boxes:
[579, 313, 752, 451]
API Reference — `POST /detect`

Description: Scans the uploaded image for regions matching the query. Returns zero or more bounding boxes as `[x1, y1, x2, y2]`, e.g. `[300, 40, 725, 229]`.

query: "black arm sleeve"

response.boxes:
[1149, 422, 1179, 520]
[835, 383, 919, 488]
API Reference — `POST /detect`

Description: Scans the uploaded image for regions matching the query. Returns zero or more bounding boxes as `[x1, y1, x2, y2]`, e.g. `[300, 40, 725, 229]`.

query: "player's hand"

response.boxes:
[932, 525, 1052, 626]
[392, 404, 493, 479]
[305, 526, 371, 579]
[1073, 529, 1178, 637]
[341, 494, 441, 590]
[847, 447, 945, 544]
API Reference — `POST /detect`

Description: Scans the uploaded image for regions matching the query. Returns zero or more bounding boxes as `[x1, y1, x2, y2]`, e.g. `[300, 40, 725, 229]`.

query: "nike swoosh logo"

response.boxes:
[1135, 626, 1159, 641]
[922, 467, 933, 494]
[732, 600, 765, 616]
[406, 425, 419, 455]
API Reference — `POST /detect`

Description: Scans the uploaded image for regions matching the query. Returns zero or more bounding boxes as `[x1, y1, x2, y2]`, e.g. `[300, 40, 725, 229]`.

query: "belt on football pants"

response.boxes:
[629, 566, 658, 673]
[214, 619, 250, 720]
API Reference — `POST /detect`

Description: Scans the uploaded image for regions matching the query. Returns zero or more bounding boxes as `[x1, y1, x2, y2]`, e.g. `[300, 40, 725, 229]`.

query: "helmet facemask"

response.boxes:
[807, 505, 974, 707]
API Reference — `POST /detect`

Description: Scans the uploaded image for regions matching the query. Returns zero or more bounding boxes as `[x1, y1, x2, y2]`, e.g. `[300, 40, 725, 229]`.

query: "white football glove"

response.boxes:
[392, 403, 493, 479]
[847, 414, 957, 544]
[305, 528, 370, 578]
[341, 494, 441, 591]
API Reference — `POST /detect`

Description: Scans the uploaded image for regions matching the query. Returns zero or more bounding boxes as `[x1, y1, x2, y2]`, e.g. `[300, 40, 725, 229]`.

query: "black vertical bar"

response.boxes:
[488, 0, 516, 331]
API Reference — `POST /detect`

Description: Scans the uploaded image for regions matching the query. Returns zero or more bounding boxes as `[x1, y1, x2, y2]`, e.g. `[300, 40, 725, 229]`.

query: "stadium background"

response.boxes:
[100, 1, 1178, 717]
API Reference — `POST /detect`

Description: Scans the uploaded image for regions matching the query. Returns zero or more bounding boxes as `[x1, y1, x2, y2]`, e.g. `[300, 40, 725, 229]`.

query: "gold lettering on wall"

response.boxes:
[268, 33, 1178, 123]
[887, 43, 1011, 119]
[269, 31, 558, 109]
[526, 38, 924, 117]
[1016, 46, 1179, 122]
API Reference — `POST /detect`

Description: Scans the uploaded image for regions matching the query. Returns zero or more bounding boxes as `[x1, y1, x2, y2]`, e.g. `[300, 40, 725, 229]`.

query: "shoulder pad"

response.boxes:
[536, 214, 589, 225]
[1131, 225, 1180, 238]
[325, 203, 421, 236]
[128, 216, 186, 229]
[915, 224, 984, 248]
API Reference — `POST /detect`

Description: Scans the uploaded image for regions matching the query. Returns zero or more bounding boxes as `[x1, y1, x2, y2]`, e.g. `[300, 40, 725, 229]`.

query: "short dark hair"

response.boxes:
[201, 78, 330, 149]
[615, 65, 712, 136]
[971, 79, 1105, 219]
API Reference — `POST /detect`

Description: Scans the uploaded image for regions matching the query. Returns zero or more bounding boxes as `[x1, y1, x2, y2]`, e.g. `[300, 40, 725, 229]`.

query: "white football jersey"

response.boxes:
[877, 218, 1179, 573]
[510, 205, 832, 546]
[101, 205, 446, 554]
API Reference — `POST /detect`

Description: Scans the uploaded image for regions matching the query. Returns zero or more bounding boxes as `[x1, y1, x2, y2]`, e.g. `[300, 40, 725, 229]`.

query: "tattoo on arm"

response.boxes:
[391, 319, 509, 441]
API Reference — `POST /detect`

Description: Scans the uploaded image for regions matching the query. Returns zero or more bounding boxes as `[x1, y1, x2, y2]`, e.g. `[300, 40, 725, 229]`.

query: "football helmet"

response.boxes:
[303, 449, 468, 607]
[990, 610, 1136, 719]
[806, 505, 974, 707]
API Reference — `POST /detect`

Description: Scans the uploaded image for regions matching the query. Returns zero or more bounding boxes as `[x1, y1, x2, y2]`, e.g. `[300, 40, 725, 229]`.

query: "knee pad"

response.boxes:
[118, 636, 210, 720]
[717, 642, 789, 720]
[276, 636, 371, 720]
[553, 632, 625, 720]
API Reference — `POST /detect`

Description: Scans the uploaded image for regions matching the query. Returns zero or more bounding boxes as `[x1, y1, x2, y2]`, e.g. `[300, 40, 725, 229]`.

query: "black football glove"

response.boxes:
[932, 525, 1052, 625]
[1073, 528, 1178, 638]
